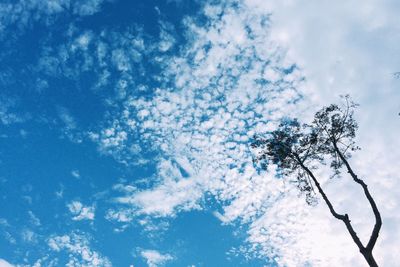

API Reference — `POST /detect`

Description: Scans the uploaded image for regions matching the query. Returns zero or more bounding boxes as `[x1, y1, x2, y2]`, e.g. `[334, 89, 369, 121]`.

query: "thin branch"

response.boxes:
[337, 140, 352, 154]
[293, 155, 343, 219]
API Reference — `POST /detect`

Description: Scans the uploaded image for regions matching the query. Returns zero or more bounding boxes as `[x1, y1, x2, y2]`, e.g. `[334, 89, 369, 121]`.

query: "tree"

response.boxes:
[251, 96, 382, 267]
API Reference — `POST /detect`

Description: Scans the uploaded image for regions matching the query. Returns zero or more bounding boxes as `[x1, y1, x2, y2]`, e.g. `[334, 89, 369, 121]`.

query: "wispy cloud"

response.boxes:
[0, 0, 108, 39]
[94, 1, 400, 266]
[139, 249, 173, 267]
[2, 0, 397, 265]
[67, 201, 95, 221]
[58, 107, 77, 130]
[98, 0, 307, 265]
[28, 211, 41, 227]
[0, 94, 26, 125]
[48, 232, 111, 266]
[71, 170, 81, 179]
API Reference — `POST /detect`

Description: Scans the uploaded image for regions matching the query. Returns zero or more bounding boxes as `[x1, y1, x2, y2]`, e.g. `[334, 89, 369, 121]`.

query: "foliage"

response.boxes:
[251, 95, 359, 204]
[251, 95, 382, 267]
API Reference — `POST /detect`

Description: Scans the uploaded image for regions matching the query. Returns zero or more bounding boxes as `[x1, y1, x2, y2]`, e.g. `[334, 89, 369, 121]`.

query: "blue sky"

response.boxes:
[1, 0, 400, 266]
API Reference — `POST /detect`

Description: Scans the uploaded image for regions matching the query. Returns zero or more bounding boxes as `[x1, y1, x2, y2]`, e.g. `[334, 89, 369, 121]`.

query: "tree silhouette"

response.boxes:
[251, 96, 382, 267]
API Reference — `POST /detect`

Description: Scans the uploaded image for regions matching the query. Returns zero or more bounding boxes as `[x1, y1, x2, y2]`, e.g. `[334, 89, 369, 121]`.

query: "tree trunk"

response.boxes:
[296, 153, 381, 267]
[362, 250, 379, 267]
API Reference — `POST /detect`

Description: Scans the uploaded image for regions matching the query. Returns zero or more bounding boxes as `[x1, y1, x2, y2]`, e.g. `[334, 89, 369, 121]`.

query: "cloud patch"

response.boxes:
[139, 249, 173, 267]
[67, 201, 95, 221]
[95, 1, 400, 266]
[48, 232, 111, 266]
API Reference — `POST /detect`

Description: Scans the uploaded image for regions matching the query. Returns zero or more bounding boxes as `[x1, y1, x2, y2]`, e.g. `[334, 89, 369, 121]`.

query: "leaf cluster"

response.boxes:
[251, 95, 360, 204]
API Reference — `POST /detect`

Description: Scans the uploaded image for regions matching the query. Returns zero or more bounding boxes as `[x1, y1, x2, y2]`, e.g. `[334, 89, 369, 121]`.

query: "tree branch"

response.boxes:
[291, 154, 336, 212]
[333, 141, 382, 252]
[293, 153, 366, 252]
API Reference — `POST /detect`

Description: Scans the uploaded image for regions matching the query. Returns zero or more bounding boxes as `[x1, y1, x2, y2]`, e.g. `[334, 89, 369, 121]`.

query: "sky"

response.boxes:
[0, 0, 399, 266]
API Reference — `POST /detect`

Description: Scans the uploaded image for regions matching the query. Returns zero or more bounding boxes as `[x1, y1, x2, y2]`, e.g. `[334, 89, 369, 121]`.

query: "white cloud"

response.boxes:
[0, 0, 107, 38]
[75, 32, 93, 51]
[55, 185, 65, 199]
[111, 159, 204, 217]
[0, 218, 8, 227]
[55, 107, 85, 143]
[72, 0, 105, 16]
[71, 170, 80, 179]
[21, 229, 38, 243]
[139, 249, 173, 267]
[36, 26, 149, 95]
[158, 21, 176, 52]
[80, 0, 399, 266]
[0, 259, 14, 267]
[67, 201, 95, 221]
[99, 0, 306, 264]
[28, 211, 41, 226]
[57, 107, 77, 130]
[242, 0, 400, 266]
[0, 94, 25, 125]
[48, 232, 111, 266]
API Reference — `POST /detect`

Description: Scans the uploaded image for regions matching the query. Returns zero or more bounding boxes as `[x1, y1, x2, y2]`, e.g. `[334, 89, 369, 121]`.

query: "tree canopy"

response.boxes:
[251, 96, 382, 267]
